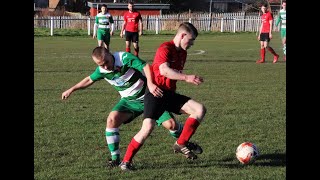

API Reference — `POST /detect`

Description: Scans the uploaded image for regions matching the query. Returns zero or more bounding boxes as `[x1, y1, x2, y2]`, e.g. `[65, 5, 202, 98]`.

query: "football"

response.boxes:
[236, 142, 259, 164]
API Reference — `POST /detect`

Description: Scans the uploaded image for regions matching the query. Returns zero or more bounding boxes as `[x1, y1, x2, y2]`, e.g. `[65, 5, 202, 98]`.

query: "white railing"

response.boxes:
[34, 13, 280, 36]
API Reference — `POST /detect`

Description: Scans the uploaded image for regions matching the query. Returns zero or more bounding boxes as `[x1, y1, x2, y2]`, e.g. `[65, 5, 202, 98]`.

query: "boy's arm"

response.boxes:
[159, 62, 203, 85]
[120, 17, 126, 38]
[143, 63, 163, 97]
[62, 76, 94, 100]
[275, 14, 281, 27]
[269, 19, 273, 37]
[93, 16, 98, 38]
[257, 23, 263, 40]
[139, 17, 143, 35]
[110, 15, 114, 35]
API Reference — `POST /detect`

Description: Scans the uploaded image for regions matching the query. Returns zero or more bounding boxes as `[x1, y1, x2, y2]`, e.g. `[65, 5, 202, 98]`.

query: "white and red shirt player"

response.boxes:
[123, 10, 142, 32]
[261, 11, 273, 33]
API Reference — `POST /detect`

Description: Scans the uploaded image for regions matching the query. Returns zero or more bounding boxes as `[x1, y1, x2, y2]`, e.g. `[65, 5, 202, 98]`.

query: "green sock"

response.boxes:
[106, 128, 120, 161]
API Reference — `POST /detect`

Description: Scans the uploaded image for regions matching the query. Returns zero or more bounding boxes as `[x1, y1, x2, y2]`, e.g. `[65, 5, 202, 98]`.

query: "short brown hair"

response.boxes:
[92, 46, 109, 60]
[178, 22, 198, 37]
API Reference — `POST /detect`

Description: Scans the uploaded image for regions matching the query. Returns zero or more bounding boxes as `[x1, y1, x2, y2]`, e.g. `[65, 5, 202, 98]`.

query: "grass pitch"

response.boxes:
[34, 31, 286, 179]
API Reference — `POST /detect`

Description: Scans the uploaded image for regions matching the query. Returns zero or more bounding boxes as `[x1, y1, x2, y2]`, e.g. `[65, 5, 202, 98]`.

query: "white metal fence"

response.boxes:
[34, 12, 280, 36]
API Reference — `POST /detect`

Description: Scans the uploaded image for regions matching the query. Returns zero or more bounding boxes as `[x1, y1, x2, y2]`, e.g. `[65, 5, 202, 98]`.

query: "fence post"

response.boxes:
[209, 13, 212, 31]
[146, 15, 149, 30]
[50, 17, 54, 36]
[233, 19, 236, 33]
[156, 18, 159, 35]
[116, 16, 118, 30]
[220, 18, 224, 32]
[59, 16, 62, 29]
[87, 17, 91, 35]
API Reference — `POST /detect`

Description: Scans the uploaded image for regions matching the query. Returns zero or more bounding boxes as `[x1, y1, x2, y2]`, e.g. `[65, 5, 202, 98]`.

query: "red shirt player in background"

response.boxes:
[119, 22, 206, 171]
[120, 2, 143, 57]
[256, 3, 279, 64]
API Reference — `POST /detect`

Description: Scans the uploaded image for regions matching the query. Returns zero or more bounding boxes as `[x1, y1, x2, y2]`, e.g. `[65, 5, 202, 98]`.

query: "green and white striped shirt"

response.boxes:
[276, 9, 286, 29]
[90, 52, 146, 100]
[95, 12, 114, 29]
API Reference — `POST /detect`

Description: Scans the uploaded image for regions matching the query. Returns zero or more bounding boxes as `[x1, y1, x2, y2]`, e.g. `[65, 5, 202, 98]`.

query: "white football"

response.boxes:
[236, 142, 259, 164]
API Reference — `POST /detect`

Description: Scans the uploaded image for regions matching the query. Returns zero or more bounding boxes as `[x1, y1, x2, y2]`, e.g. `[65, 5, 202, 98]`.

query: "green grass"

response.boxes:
[34, 31, 286, 179]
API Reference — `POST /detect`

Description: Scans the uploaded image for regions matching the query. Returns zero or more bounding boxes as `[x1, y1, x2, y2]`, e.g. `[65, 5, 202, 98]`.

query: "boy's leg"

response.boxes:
[107, 99, 143, 167]
[172, 97, 206, 160]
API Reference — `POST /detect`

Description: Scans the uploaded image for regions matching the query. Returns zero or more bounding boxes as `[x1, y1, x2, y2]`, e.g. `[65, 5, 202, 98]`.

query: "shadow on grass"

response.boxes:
[133, 160, 212, 171]
[217, 153, 286, 168]
[188, 59, 286, 63]
[189, 59, 255, 63]
[115, 152, 286, 171]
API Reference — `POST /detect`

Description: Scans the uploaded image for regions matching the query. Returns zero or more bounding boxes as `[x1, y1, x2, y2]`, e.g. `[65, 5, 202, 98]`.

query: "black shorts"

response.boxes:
[259, 33, 270, 42]
[143, 87, 191, 120]
[125, 31, 139, 43]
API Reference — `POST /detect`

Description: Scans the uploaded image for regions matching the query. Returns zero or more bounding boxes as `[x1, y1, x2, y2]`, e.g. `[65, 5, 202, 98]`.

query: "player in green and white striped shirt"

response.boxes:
[276, 1, 286, 61]
[61, 47, 202, 168]
[93, 4, 114, 50]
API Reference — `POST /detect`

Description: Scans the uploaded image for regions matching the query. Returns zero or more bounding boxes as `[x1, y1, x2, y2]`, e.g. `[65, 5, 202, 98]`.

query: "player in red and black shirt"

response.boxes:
[120, 2, 143, 57]
[256, 3, 279, 63]
[119, 22, 206, 171]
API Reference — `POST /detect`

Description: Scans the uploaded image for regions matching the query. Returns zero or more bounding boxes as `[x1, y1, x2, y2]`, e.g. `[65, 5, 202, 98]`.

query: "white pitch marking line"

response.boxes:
[189, 50, 205, 55]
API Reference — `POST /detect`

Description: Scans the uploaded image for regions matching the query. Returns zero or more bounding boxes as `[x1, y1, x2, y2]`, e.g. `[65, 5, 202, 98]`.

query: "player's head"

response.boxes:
[101, 4, 107, 13]
[128, 2, 134, 12]
[282, 1, 286, 10]
[92, 47, 114, 71]
[261, 3, 268, 13]
[175, 22, 198, 50]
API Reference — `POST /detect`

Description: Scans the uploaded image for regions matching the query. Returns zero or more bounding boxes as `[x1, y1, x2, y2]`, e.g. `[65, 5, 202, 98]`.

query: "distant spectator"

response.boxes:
[93, 4, 114, 50]
[120, 2, 143, 57]
[256, 3, 279, 64]
[275, 1, 286, 61]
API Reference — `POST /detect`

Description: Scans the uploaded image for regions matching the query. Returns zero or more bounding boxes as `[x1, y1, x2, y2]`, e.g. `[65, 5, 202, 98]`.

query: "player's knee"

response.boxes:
[163, 118, 176, 131]
[106, 113, 122, 128]
[196, 104, 207, 121]
[141, 118, 156, 135]
[142, 126, 154, 136]
[107, 116, 117, 127]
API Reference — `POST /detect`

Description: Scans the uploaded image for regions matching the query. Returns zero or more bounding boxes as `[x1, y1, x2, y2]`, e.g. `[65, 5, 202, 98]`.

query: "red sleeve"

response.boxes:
[152, 44, 174, 89]
[153, 45, 170, 70]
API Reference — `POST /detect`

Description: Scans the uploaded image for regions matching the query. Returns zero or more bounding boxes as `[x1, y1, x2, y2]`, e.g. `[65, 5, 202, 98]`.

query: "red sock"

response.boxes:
[267, 47, 277, 56]
[177, 117, 200, 145]
[123, 138, 142, 163]
[126, 47, 130, 53]
[260, 48, 265, 61]
[134, 47, 139, 57]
